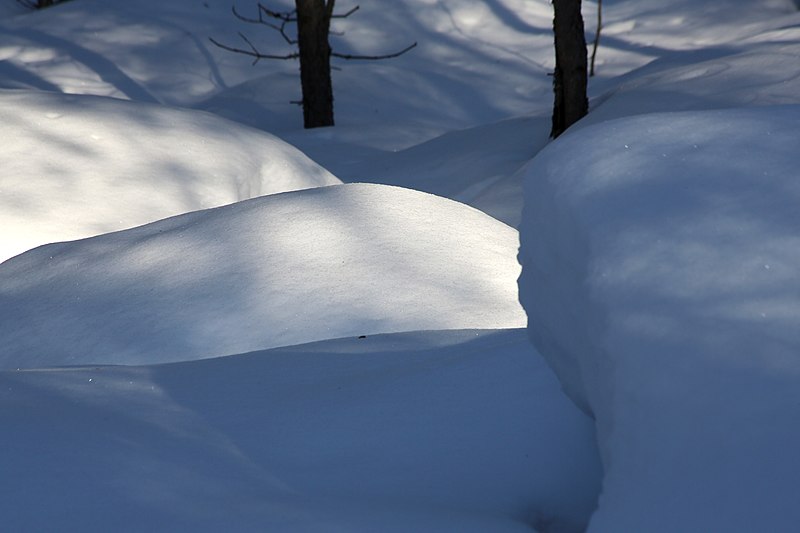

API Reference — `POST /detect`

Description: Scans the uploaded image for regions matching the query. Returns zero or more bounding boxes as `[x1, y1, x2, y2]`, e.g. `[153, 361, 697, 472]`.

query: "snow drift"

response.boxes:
[0, 329, 601, 533]
[584, 40, 800, 130]
[518, 106, 800, 532]
[0, 90, 339, 263]
[0, 183, 526, 368]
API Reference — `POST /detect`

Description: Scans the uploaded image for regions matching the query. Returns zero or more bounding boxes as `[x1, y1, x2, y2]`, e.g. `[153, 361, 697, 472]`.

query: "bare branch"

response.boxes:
[331, 41, 417, 60]
[275, 25, 297, 45]
[331, 5, 359, 18]
[212, 3, 413, 67]
[208, 34, 299, 65]
[265, 17, 297, 45]
[328, 6, 360, 37]
[230, 4, 298, 44]
[258, 4, 296, 22]
[231, 5, 262, 25]
[231, 3, 295, 23]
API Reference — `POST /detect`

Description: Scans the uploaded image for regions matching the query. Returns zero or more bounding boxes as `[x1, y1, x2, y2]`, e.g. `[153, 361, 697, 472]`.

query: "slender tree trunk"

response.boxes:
[590, 0, 602, 76]
[551, 0, 588, 138]
[295, 0, 334, 128]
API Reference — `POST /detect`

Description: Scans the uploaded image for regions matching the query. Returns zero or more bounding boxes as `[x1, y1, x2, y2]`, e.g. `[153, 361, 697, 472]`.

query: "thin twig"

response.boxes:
[231, 4, 297, 44]
[208, 35, 299, 65]
[331, 5, 359, 18]
[231, 3, 295, 23]
[212, 2, 414, 65]
[332, 41, 417, 60]
[258, 3, 296, 22]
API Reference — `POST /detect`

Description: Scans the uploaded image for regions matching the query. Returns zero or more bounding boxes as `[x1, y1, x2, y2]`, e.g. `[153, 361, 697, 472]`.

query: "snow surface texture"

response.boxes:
[518, 106, 800, 531]
[1, 329, 602, 533]
[0, 183, 526, 368]
[582, 39, 800, 129]
[0, 90, 339, 263]
[0, 0, 567, 228]
[5, 0, 800, 530]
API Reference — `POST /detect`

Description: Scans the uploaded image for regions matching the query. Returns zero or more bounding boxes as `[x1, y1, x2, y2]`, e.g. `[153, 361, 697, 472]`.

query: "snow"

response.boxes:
[582, 40, 800, 129]
[518, 82, 800, 532]
[1, 329, 601, 532]
[1, 183, 525, 367]
[0, 90, 339, 263]
[3, 0, 800, 530]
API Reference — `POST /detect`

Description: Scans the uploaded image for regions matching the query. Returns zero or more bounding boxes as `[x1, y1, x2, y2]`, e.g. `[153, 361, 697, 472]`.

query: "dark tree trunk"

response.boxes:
[295, 0, 334, 128]
[551, 0, 588, 138]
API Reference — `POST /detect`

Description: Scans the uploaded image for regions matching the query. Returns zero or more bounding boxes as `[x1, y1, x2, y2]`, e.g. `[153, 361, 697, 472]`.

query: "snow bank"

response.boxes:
[519, 106, 800, 531]
[0, 90, 339, 263]
[0, 329, 601, 532]
[585, 40, 800, 129]
[1, 183, 526, 368]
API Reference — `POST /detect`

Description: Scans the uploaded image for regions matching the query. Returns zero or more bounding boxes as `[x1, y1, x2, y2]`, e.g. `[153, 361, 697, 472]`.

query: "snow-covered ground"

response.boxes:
[0, 90, 339, 263]
[2, 329, 601, 532]
[2, 0, 799, 530]
[1, 183, 525, 367]
[518, 106, 800, 531]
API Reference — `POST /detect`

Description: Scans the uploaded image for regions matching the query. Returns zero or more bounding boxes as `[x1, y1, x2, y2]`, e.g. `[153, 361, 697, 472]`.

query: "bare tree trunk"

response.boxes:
[590, 0, 602, 76]
[551, 0, 588, 138]
[210, 2, 415, 129]
[295, 0, 334, 128]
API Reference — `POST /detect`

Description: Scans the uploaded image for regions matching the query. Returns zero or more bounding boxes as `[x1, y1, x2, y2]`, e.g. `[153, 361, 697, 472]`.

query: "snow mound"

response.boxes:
[0, 90, 340, 263]
[1, 183, 526, 368]
[0, 329, 601, 533]
[585, 40, 800, 129]
[518, 106, 800, 531]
